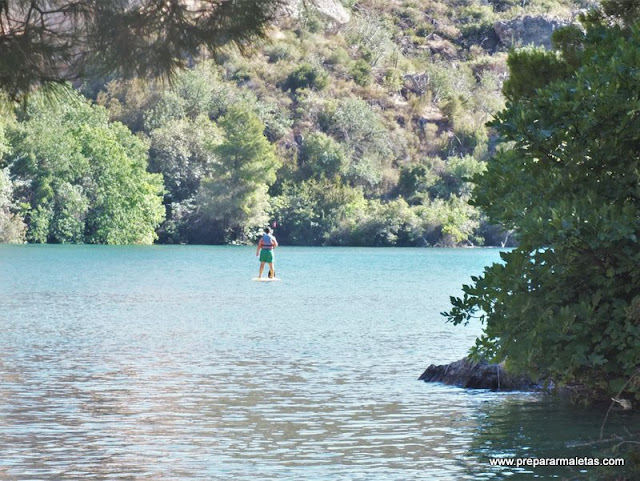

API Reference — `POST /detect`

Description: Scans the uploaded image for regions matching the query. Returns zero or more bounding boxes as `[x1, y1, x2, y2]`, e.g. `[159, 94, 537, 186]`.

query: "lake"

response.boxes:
[0, 245, 635, 480]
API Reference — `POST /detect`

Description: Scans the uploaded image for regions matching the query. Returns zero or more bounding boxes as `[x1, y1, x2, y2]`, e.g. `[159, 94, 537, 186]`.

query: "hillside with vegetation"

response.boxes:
[0, 0, 596, 245]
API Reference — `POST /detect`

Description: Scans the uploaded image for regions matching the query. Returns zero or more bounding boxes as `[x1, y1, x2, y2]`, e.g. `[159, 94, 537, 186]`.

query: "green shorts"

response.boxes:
[259, 249, 274, 263]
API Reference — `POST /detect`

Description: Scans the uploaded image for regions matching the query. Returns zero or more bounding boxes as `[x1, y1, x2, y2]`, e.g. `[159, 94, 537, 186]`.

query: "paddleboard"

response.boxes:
[252, 277, 281, 282]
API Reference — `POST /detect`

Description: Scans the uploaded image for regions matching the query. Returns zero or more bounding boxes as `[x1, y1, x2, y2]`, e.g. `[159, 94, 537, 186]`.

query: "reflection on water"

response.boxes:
[464, 396, 639, 480]
[0, 246, 635, 480]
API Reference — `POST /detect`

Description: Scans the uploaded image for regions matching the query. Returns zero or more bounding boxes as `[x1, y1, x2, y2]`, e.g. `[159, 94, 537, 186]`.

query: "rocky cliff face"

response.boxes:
[282, 0, 351, 25]
[494, 15, 568, 50]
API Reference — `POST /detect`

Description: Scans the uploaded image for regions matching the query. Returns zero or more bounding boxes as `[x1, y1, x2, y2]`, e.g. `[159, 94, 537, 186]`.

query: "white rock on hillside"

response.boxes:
[283, 0, 351, 25]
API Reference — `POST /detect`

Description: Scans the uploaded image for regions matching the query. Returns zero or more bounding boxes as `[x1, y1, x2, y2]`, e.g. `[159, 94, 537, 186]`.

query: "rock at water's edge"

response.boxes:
[419, 358, 539, 391]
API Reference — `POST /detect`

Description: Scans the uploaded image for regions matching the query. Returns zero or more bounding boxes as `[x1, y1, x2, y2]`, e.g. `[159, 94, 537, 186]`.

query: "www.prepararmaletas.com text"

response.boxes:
[489, 457, 625, 468]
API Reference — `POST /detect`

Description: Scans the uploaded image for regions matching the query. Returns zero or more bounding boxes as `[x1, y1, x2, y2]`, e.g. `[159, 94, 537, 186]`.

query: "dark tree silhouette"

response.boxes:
[0, 0, 284, 99]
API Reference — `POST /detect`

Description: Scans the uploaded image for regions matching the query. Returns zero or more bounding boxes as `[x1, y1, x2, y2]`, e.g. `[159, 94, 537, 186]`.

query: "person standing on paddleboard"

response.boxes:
[256, 227, 278, 279]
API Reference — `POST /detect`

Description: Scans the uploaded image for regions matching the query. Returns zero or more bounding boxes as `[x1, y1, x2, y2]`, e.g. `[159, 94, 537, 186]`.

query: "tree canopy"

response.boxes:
[7, 91, 165, 243]
[198, 104, 280, 242]
[445, 17, 640, 400]
[0, 0, 283, 100]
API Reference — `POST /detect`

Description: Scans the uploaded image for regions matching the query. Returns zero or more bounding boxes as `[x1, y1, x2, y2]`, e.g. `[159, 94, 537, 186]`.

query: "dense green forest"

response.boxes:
[0, 0, 596, 246]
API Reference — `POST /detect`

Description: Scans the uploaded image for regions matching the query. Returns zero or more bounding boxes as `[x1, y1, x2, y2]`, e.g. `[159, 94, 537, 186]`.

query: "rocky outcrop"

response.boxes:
[282, 0, 351, 25]
[419, 358, 540, 391]
[494, 15, 568, 50]
[403, 72, 430, 96]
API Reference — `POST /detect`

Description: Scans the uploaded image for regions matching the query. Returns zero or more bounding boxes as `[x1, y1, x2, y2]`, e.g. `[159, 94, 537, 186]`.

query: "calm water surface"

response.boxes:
[0, 245, 635, 480]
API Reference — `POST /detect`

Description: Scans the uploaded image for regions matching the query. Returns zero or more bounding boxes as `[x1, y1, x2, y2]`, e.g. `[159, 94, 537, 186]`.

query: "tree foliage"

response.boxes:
[501, 47, 573, 101]
[271, 179, 367, 246]
[445, 23, 640, 399]
[197, 104, 279, 242]
[298, 132, 348, 181]
[149, 116, 221, 204]
[282, 63, 329, 92]
[0, 166, 26, 243]
[0, 0, 284, 100]
[6, 91, 165, 244]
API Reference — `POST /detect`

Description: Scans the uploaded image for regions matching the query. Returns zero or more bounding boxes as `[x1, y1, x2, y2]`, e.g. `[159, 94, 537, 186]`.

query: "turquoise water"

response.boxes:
[0, 245, 634, 480]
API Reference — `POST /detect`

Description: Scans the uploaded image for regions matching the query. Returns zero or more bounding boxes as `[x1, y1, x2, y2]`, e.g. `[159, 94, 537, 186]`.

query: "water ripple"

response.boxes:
[0, 246, 636, 480]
